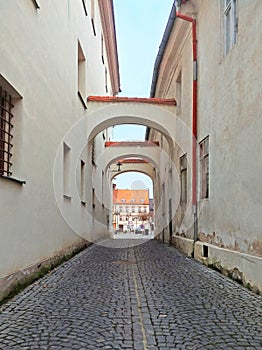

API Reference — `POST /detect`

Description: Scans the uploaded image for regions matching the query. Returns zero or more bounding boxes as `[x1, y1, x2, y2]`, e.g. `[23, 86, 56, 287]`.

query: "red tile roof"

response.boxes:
[113, 189, 149, 205]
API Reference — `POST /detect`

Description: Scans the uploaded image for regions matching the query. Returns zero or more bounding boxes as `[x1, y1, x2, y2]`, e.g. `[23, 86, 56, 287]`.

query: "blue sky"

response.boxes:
[112, 0, 174, 195]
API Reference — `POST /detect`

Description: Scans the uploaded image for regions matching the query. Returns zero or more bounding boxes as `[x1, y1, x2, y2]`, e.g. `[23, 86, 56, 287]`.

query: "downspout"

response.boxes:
[175, 11, 198, 247]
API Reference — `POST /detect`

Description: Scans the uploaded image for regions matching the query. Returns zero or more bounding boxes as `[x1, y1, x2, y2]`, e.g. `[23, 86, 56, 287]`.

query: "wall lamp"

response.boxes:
[109, 161, 123, 173]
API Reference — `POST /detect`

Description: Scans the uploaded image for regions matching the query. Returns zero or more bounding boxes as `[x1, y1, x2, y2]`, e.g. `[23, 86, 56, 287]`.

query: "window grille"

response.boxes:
[0, 87, 14, 176]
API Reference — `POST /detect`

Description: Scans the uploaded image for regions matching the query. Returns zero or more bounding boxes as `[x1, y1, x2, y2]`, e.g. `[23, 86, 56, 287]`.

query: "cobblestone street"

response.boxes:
[0, 239, 261, 350]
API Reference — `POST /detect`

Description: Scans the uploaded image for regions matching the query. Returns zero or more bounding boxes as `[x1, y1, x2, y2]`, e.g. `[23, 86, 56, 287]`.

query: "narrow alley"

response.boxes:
[0, 240, 261, 350]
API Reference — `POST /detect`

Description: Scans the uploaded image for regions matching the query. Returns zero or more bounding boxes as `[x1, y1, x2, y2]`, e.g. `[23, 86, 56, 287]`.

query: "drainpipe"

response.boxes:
[175, 11, 198, 246]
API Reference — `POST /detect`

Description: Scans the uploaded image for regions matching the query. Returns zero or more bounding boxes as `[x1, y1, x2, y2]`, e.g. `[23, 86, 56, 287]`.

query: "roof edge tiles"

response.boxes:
[87, 96, 176, 105]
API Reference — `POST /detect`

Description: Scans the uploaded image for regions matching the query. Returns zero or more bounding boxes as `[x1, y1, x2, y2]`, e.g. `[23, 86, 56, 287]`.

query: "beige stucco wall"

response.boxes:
[0, 0, 118, 283]
[150, 0, 262, 288]
[196, 0, 262, 256]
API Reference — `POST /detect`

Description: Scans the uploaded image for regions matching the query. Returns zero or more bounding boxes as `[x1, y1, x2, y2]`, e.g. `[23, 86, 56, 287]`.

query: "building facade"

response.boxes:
[0, 0, 120, 301]
[147, 0, 262, 292]
[113, 188, 151, 233]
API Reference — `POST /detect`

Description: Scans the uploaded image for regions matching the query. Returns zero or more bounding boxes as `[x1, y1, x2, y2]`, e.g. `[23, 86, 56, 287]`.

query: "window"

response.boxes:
[180, 154, 187, 203]
[200, 137, 209, 199]
[121, 198, 126, 203]
[63, 142, 71, 197]
[92, 187, 95, 209]
[176, 71, 182, 113]
[82, 0, 88, 16]
[31, 0, 40, 9]
[105, 67, 108, 93]
[101, 170, 104, 205]
[91, 139, 96, 165]
[0, 87, 14, 176]
[91, 0, 96, 36]
[224, 0, 238, 55]
[80, 160, 86, 203]
[132, 206, 135, 213]
[101, 34, 104, 64]
[78, 41, 87, 108]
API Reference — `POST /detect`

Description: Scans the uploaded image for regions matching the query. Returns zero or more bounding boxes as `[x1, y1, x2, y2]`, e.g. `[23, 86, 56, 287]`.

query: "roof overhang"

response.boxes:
[98, 0, 121, 95]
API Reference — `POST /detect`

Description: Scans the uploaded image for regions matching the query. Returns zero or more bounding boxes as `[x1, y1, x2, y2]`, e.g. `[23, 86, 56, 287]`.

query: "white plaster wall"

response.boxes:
[0, 0, 116, 278]
[197, 0, 262, 255]
[152, 0, 262, 257]
[149, 20, 194, 240]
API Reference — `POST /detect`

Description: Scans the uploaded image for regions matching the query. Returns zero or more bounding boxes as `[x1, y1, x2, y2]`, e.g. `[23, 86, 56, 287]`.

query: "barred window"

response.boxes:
[0, 87, 14, 176]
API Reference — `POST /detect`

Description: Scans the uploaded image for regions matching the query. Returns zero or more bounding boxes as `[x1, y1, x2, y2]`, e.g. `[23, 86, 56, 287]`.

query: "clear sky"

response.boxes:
[112, 0, 174, 196]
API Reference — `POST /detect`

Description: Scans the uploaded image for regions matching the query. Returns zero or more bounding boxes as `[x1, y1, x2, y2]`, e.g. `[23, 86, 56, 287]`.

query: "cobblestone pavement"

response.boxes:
[0, 239, 262, 350]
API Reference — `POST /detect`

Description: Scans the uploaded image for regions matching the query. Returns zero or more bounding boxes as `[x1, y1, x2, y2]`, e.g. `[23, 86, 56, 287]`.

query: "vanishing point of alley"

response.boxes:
[0, 240, 261, 350]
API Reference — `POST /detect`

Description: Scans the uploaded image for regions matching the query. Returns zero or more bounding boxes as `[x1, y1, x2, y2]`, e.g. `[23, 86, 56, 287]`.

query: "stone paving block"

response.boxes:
[0, 239, 261, 349]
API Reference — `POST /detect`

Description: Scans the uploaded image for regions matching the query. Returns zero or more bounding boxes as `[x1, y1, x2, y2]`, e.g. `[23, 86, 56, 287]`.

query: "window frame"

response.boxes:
[77, 40, 87, 109]
[31, 0, 40, 9]
[180, 153, 187, 204]
[91, 0, 96, 36]
[82, 0, 88, 16]
[0, 87, 14, 177]
[224, 0, 238, 55]
[199, 136, 209, 200]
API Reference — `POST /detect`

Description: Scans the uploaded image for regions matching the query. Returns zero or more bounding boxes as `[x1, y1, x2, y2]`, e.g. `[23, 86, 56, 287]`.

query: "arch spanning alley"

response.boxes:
[109, 163, 155, 181]
[98, 145, 160, 173]
[53, 97, 191, 240]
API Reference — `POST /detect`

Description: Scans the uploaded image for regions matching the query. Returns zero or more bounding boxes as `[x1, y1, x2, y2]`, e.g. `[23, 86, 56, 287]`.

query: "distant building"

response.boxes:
[113, 189, 151, 232]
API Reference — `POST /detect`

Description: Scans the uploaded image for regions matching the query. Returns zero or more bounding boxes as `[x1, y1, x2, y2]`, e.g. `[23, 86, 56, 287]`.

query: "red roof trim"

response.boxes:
[105, 141, 159, 147]
[87, 96, 176, 105]
[120, 159, 149, 164]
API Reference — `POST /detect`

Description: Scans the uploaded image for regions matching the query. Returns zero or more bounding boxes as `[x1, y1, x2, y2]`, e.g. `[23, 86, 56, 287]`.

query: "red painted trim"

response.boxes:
[87, 96, 176, 106]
